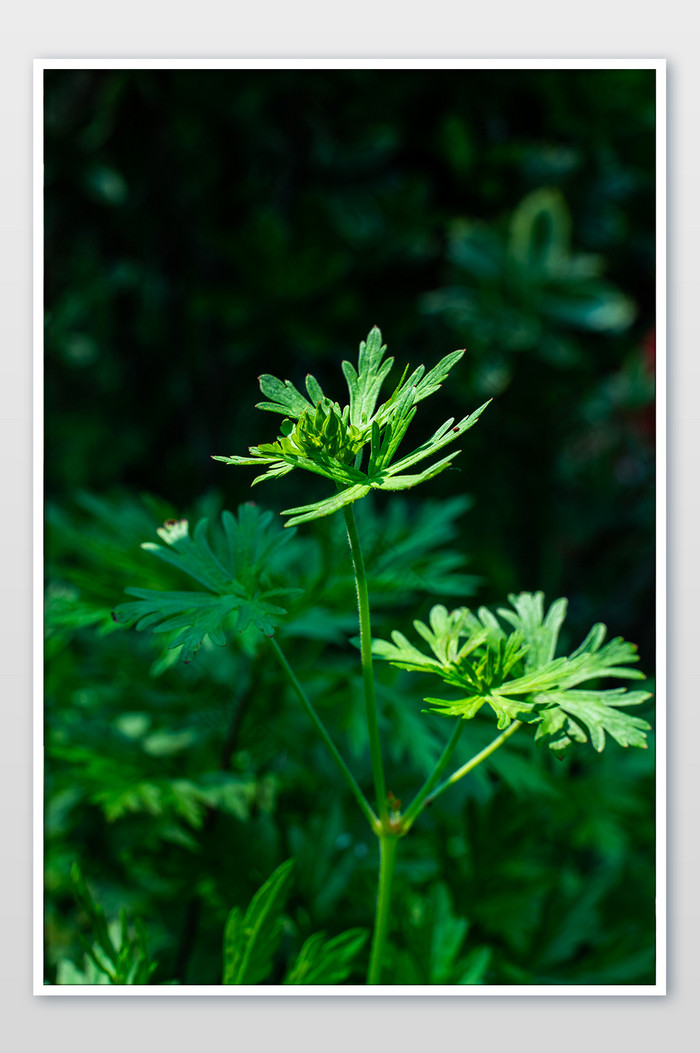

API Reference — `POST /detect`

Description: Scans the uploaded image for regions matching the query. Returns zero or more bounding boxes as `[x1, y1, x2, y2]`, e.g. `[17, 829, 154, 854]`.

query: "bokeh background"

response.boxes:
[44, 68, 657, 986]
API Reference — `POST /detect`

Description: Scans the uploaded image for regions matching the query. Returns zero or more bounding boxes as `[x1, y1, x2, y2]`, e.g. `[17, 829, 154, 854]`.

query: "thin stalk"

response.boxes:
[270, 637, 379, 831]
[399, 719, 465, 833]
[367, 835, 399, 985]
[425, 720, 523, 808]
[342, 504, 388, 824]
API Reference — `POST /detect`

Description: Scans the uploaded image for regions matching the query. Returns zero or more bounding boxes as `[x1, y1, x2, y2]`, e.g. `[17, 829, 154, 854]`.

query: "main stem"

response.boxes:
[367, 834, 398, 985]
[342, 502, 396, 983]
[342, 504, 388, 826]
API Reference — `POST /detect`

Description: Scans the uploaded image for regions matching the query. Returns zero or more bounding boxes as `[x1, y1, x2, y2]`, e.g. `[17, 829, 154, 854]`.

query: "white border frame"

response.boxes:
[33, 57, 666, 997]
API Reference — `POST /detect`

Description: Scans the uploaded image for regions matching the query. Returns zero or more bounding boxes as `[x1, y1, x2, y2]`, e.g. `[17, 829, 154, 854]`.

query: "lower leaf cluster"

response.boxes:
[373, 592, 652, 753]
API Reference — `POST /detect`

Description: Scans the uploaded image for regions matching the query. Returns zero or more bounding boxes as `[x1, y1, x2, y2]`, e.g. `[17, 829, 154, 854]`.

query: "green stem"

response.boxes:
[342, 504, 388, 825]
[425, 720, 523, 808]
[367, 834, 399, 985]
[400, 719, 465, 833]
[270, 637, 379, 831]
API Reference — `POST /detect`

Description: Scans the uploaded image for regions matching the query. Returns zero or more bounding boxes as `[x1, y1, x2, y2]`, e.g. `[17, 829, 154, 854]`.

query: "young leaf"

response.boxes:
[222, 859, 295, 985]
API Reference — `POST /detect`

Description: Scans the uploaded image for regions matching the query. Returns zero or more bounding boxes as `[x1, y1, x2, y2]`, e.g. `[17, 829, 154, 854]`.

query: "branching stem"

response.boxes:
[400, 719, 465, 833]
[424, 720, 523, 808]
[270, 637, 379, 831]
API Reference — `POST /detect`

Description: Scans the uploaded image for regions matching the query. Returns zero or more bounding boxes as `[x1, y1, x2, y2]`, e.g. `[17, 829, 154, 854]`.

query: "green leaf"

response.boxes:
[532, 688, 652, 752]
[222, 859, 294, 985]
[457, 946, 492, 985]
[113, 507, 299, 660]
[283, 928, 368, 985]
[282, 483, 372, 528]
[429, 885, 469, 983]
[412, 349, 466, 403]
[256, 374, 316, 418]
[343, 326, 394, 426]
[382, 401, 490, 478]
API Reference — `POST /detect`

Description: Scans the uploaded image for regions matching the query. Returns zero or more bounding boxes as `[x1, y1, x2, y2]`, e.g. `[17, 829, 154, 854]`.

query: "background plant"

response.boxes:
[44, 68, 655, 985]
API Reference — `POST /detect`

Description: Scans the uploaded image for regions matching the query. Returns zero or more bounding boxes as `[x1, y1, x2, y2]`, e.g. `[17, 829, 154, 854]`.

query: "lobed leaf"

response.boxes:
[113, 507, 298, 660]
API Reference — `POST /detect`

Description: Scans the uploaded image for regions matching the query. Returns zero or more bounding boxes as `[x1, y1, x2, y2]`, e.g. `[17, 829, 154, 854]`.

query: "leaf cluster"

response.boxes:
[213, 327, 489, 526]
[373, 592, 651, 753]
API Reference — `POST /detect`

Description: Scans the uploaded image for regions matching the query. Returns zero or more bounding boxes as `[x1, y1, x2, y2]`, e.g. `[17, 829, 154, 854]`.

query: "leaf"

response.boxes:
[112, 507, 299, 660]
[256, 374, 316, 418]
[457, 946, 492, 985]
[413, 349, 465, 403]
[533, 688, 652, 752]
[343, 325, 394, 426]
[283, 928, 368, 985]
[382, 401, 490, 478]
[282, 483, 372, 528]
[429, 885, 469, 983]
[222, 859, 294, 984]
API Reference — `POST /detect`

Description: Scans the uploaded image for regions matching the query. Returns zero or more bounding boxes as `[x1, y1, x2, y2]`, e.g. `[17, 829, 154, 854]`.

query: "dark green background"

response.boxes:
[44, 68, 656, 986]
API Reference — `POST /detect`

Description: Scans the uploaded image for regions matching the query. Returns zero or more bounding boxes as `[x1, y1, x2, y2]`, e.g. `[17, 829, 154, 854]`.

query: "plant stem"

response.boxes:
[342, 504, 389, 825]
[367, 834, 399, 985]
[270, 636, 379, 831]
[425, 720, 523, 808]
[400, 719, 465, 833]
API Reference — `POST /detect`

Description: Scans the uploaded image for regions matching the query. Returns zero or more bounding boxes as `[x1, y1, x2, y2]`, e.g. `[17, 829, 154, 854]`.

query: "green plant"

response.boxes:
[110, 327, 651, 986]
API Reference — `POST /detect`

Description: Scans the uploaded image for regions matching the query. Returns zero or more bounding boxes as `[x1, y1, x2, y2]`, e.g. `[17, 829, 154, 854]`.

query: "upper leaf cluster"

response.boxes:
[372, 592, 651, 753]
[213, 327, 489, 526]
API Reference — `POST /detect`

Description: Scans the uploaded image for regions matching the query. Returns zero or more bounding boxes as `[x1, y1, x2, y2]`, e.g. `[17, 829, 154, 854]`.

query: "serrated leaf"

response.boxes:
[222, 859, 294, 985]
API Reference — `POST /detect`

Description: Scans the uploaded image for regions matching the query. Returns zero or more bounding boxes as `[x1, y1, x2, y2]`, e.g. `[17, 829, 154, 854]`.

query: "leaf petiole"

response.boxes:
[423, 720, 523, 809]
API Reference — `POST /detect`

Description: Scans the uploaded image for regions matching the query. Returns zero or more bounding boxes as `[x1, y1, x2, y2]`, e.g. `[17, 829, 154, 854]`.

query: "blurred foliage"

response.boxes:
[45, 490, 654, 985]
[44, 68, 656, 985]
